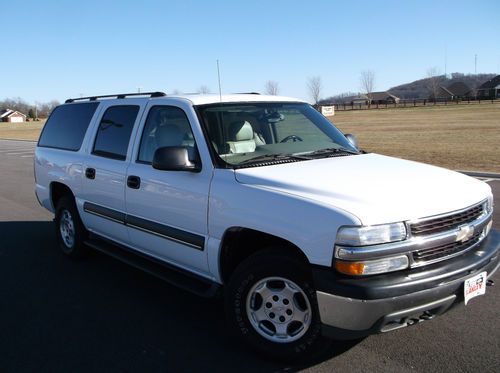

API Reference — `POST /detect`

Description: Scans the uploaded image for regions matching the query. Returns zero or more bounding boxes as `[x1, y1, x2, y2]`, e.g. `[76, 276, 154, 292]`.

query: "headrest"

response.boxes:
[228, 121, 254, 141]
[156, 124, 184, 147]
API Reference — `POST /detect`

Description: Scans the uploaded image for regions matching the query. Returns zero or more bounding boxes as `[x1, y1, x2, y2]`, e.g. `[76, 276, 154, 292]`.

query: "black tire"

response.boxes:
[55, 195, 88, 258]
[225, 248, 330, 361]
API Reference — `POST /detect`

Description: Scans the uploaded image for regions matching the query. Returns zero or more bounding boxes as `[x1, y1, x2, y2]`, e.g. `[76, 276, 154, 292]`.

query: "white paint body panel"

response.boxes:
[233, 153, 492, 225]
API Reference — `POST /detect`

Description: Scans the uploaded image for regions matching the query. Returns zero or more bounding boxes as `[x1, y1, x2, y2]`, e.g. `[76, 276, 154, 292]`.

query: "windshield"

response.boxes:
[196, 102, 358, 167]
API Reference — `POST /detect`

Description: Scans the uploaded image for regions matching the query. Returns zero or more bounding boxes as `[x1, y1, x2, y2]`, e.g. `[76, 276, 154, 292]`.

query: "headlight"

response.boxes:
[335, 222, 407, 247]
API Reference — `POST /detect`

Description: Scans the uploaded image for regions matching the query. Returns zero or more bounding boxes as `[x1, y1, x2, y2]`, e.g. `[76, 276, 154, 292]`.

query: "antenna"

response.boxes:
[474, 54, 477, 74]
[217, 60, 222, 102]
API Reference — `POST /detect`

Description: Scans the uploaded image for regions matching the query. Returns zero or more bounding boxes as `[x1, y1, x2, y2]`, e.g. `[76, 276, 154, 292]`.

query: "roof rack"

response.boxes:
[235, 92, 260, 95]
[65, 91, 166, 104]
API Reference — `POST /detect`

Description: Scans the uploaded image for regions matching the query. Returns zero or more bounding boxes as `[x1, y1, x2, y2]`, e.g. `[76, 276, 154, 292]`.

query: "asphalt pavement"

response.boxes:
[0, 139, 499, 373]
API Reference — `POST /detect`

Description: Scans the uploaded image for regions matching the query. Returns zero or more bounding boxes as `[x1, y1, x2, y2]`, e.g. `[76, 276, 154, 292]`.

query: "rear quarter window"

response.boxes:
[38, 103, 99, 151]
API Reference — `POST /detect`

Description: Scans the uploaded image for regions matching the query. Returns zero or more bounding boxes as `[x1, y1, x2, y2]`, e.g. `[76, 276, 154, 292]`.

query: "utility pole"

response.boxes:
[137, 86, 142, 93]
[444, 45, 447, 78]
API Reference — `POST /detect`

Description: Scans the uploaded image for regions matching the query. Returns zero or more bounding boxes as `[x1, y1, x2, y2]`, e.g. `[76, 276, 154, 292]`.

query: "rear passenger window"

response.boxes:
[38, 103, 99, 151]
[137, 106, 196, 163]
[92, 105, 139, 160]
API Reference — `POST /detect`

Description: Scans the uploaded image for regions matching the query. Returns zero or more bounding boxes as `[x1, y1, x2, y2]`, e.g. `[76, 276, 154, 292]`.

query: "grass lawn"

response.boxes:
[0, 121, 45, 141]
[330, 103, 500, 173]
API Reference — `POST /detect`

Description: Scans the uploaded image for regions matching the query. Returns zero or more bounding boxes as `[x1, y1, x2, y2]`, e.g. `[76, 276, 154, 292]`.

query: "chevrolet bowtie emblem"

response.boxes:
[456, 224, 474, 242]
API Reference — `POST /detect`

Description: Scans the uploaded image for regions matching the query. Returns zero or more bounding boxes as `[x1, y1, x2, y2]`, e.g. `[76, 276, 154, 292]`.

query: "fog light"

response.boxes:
[335, 255, 409, 276]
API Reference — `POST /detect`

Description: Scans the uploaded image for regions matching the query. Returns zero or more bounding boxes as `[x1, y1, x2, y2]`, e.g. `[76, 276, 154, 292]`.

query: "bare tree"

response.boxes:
[197, 85, 210, 94]
[265, 80, 280, 95]
[307, 76, 322, 105]
[171, 89, 182, 95]
[425, 67, 442, 100]
[360, 70, 375, 103]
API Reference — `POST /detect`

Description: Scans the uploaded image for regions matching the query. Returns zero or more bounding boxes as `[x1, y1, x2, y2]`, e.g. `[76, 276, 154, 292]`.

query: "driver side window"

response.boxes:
[137, 106, 196, 164]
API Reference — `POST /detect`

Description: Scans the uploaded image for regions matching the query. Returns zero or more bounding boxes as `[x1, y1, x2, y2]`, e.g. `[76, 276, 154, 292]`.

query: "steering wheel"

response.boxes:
[280, 135, 303, 143]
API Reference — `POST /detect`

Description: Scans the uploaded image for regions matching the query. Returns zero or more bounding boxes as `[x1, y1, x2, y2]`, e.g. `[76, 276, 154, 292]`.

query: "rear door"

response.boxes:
[124, 102, 212, 276]
[80, 101, 145, 244]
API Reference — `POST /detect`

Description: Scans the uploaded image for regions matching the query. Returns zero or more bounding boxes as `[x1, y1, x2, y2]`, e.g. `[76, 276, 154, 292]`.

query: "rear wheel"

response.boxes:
[225, 248, 329, 361]
[55, 195, 88, 258]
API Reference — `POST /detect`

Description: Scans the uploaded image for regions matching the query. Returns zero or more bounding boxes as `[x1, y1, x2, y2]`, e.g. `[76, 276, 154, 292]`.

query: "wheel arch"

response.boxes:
[50, 182, 75, 210]
[218, 226, 311, 284]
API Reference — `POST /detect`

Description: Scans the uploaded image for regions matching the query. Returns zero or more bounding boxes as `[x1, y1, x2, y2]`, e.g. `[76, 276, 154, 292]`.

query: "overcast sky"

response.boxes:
[2, 0, 499, 103]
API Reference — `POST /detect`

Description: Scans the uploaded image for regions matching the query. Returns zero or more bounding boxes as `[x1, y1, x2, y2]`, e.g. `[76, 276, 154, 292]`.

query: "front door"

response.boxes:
[124, 103, 212, 276]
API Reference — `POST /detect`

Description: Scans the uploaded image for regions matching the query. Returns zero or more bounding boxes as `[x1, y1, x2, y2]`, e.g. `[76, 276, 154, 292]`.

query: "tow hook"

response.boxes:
[486, 279, 494, 287]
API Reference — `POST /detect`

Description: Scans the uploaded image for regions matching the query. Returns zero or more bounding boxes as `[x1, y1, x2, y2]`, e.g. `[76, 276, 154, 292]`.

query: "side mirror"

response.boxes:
[344, 134, 358, 149]
[152, 146, 201, 172]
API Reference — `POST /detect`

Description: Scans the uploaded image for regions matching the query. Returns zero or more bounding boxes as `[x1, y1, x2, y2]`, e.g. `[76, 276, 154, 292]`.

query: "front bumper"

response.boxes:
[313, 229, 500, 340]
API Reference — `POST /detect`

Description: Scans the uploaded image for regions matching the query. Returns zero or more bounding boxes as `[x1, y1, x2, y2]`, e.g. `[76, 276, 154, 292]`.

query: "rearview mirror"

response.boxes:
[152, 146, 201, 172]
[345, 134, 358, 149]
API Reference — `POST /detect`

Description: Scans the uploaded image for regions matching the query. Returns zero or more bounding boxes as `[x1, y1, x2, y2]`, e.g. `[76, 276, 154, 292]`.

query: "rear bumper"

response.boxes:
[313, 229, 500, 340]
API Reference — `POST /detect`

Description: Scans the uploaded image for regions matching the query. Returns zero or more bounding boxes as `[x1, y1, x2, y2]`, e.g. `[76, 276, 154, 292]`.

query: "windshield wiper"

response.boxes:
[237, 153, 312, 166]
[305, 147, 359, 156]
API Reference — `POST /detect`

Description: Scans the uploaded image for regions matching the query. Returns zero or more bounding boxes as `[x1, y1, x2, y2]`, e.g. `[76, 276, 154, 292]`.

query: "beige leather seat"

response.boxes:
[156, 124, 184, 147]
[227, 121, 256, 154]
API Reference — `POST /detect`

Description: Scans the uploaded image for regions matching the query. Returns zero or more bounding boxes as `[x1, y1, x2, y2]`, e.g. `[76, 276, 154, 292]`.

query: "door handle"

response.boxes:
[85, 168, 96, 179]
[127, 175, 141, 189]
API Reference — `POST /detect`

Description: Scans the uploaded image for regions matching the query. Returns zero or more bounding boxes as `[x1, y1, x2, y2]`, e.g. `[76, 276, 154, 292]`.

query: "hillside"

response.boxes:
[387, 73, 496, 99]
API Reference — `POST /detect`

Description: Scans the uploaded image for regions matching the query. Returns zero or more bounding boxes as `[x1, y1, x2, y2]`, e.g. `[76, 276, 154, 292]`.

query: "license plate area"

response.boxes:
[464, 271, 487, 305]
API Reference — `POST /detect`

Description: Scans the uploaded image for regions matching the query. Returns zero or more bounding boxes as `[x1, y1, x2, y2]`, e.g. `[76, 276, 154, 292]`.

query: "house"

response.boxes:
[351, 94, 369, 105]
[446, 81, 472, 98]
[476, 75, 500, 99]
[435, 82, 473, 100]
[435, 86, 454, 100]
[368, 91, 400, 104]
[0, 109, 27, 123]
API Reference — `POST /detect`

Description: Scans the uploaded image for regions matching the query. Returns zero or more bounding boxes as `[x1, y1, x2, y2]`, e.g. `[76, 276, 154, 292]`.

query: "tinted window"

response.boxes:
[137, 106, 196, 163]
[38, 103, 99, 151]
[92, 105, 139, 160]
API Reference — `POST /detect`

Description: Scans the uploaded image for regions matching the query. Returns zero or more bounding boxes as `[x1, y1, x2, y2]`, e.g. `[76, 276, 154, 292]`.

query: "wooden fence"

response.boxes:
[327, 98, 499, 111]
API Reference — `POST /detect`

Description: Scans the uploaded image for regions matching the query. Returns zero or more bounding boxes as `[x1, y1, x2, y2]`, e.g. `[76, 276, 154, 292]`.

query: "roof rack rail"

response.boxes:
[234, 92, 261, 95]
[65, 91, 166, 103]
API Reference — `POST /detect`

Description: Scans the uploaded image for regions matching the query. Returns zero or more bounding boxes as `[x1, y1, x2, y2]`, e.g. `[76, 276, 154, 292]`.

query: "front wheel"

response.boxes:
[225, 249, 329, 361]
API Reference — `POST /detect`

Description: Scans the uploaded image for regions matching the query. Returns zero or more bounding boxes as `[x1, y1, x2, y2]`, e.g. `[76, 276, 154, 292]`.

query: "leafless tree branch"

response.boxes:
[265, 80, 280, 95]
[197, 85, 210, 94]
[360, 70, 375, 102]
[307, 76, 322, 104]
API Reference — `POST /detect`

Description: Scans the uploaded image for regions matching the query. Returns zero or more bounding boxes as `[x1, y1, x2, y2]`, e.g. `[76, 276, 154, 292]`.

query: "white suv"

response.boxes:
[35, 92, 498, 360]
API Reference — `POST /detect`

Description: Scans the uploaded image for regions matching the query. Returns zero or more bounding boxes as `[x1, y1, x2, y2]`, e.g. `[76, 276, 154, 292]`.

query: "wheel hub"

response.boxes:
[59, 209, 75, 248]
[246, 276, 311, 343]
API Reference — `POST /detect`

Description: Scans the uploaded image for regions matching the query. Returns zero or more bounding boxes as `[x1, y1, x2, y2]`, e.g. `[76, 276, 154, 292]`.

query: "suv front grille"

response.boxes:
[412, 232, 482, 266]
[410, 203, 484, 237]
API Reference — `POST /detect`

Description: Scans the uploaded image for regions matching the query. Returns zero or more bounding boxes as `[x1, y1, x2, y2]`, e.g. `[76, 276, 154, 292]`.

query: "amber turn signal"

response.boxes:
[335, 261, 366, 275]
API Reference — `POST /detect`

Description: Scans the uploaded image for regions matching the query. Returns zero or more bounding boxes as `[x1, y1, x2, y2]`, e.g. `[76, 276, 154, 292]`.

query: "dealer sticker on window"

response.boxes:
[464, 271, 487, 305]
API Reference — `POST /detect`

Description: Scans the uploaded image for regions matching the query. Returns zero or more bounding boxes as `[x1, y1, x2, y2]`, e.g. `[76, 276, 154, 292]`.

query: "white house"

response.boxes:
[0, 109, 27, 123]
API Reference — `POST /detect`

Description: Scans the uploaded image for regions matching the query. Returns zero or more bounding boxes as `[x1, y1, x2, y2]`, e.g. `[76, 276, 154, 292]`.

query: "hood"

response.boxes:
[234, 153, 491, 225]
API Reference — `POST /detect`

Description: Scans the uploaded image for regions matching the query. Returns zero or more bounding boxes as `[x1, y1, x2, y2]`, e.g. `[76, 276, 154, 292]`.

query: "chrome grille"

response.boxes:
[412, 232, 482, 266]
[410, 204, 484, 237]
